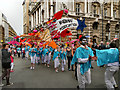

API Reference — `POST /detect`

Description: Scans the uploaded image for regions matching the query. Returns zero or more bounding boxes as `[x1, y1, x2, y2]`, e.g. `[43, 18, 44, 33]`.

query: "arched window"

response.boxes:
[106, 23, 110, 32]
[92, 22, 99, 30]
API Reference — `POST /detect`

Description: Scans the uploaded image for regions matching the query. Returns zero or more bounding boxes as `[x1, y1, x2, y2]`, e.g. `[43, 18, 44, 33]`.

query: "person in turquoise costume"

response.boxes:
[52, 47, 60, 73]
[35, 46, 41, 64]
[25, 45, 30, 60]
[47, 46, 53, 68]
[43, 45, 49, 66]
[17, 46, 21, 58]
[60, 47, 67, 72]
[71, 36, 96, 89]
[95, 42, 119, 90]
[30, 44, 36, 70]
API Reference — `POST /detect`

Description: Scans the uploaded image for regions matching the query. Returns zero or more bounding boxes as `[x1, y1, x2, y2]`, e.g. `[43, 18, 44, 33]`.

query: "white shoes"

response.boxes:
[30, 67, 35, 70]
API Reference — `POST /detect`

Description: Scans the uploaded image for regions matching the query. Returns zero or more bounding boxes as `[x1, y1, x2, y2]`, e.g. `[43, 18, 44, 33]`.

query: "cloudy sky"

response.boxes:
[0, 0, 24, 35]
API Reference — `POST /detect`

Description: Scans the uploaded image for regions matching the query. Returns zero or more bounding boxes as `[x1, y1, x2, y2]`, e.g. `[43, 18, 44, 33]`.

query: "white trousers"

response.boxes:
[105, 66, 119, 90]
[42, 55, 44, 63]
[25, 51, 29, 58]
[31, 55, 36, 64]
[47, 53, 51, 64]
[36, 56, 40, 64]
[54, 58, 60, 68]
[77, 64, 91, 89]
[44, 55, 47, 63]
[62, 59, 66, 71]
[11, 62, 14, 70]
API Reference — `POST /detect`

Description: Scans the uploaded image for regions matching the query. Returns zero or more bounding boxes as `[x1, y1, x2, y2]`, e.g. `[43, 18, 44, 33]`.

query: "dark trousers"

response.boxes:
[1, 68, 10, 85]
[22, 53, 25, 59]
[75, 62, 77, 80]
[18, 53, 20, 58]
[67, 56, 73, 70]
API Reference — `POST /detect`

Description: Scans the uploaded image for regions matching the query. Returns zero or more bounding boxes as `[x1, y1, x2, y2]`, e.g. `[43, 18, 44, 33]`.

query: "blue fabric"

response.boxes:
[50, 47, 53, 52]
[96, 48, 119, 66]
[42, 48, 48, 56]
[25, 47, 29, 52]
[36, 49, 40, 57]
[52, 51, 60, 61]
[60, 51, 67, 60]
[17, 47, 21, 52]
[39, 48, 43, 58]
[71, 46, 94, 75]
[30, 48, 36, 57]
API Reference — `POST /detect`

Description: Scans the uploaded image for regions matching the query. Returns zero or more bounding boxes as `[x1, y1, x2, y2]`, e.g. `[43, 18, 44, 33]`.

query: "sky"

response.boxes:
[0, 0, 24, 35]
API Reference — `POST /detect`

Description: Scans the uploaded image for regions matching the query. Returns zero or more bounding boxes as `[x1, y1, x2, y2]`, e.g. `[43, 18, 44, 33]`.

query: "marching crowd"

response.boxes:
[0, 36, 119, 90]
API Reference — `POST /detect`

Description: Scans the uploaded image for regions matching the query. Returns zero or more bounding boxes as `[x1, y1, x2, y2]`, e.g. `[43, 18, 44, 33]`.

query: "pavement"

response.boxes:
[1, 56, 120, 89]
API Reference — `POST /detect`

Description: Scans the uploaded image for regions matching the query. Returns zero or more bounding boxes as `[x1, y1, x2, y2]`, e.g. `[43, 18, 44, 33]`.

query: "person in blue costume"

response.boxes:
[17, 46, 21, 58]
[52, 47, 60, 73]
[43, 45, 49, 66]
[39, 47, 43, 63]
[25, 45, 30, 60]
[47, 46, 53, 68]
[71, 36, 96, 89]
[95, 42, 119, 90]
[30, 44, 36, 70]
[35, 46, 40, 64]
[60, 47, 67, 72]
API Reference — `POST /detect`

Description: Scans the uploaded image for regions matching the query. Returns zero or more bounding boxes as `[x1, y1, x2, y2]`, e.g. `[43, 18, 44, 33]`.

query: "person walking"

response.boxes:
[1, 43, 13, 86]
[66, 44, 73, 71]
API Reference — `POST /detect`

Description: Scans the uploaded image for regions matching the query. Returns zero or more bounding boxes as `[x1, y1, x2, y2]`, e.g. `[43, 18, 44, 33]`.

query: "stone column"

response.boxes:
[39, 7, 41, 24]
[50, 0, 53, 19]
[84, 0, 87, 15]
[88, 0, 91, 15]
[47, 0, 49, 20]
[111, 1, 113, 18]
[56, 0, 58, 12]
[34, 12, 36, 26]
[41, 3, 43, 23]
[36, 10, 38, 25]
[31, 14, 34, 29]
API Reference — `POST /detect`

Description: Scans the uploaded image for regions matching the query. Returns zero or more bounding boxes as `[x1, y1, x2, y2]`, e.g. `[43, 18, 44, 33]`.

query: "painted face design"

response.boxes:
[82, 39, 87, 45]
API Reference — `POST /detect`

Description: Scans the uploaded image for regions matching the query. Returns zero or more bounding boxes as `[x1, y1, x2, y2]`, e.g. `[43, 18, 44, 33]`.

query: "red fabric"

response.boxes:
[79, 35, 82, 39]
[54, 10, 63, 20]
[27, 39, 31, 42]
[28, 33, 35, 36]
[10, 56, 14, 63]
[16, 35, 20, 39]
[60, 28, 72, 37]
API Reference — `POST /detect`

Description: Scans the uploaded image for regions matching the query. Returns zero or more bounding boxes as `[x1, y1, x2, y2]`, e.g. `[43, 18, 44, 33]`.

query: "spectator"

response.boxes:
[1, 43, 13, 86]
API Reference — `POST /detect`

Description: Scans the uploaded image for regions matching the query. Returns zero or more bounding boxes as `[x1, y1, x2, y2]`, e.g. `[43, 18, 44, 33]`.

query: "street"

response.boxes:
[2, 57, 120, 89]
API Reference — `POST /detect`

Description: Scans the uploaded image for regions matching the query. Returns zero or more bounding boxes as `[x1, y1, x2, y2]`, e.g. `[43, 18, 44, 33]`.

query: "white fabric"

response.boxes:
[77, 64, 91, 89]
[62, 59, 66, 71]
[31, 55, 36, 64]
[78, 58, 88, 63]
[105, 66, 119, 90]
[47, 53, 51, 64]
[54, 57, 59, 68]
[25, 51, 29, 58]
[42, 55, 44, 63]
[36, 57, 40, 64]
[107, 62, 119, 67]
[44, 55, 47, 63]
[11, 62, 14, 70]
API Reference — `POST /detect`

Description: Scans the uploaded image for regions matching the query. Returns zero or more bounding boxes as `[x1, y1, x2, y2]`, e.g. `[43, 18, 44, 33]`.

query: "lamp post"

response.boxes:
[102, 3, 104, 41]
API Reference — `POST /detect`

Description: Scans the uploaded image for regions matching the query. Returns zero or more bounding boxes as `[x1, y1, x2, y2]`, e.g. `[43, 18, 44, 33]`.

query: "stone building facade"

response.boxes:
[26, 0, 120, 45]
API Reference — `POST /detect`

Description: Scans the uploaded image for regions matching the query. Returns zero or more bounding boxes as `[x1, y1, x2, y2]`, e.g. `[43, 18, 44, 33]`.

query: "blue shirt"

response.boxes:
[52, 51, 60, 61]
[96, 48, 119, 66]
[71, 46, 94, 75]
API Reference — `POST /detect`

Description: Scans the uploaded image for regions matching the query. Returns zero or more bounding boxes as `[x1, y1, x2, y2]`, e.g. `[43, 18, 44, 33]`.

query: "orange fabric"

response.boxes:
[48, 41, 58, 49]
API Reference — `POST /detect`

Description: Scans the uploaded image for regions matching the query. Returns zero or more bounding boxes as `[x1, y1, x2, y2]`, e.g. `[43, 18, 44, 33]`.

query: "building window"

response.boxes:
[76, 3, 81, 15]
[113, 10, 116, 18]
[93, 22, 99, 30]
[93, 5, 96, 14]
[104, 9, 107, 16]
[106, 23, 110, 32]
